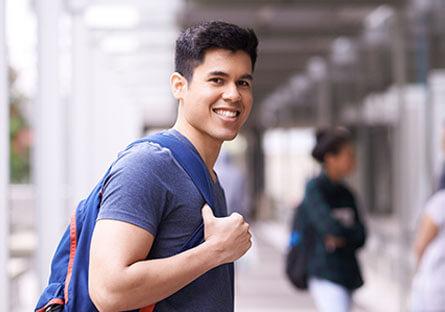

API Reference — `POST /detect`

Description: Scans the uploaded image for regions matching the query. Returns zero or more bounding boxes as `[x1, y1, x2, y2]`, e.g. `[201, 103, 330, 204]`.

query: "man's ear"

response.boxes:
[170, 72, 187, 100]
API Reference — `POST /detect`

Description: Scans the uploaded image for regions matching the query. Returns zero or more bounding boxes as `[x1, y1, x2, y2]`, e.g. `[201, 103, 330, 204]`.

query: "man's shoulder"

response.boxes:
[109, 138, 197, 193]
[115, 139, 177, 171]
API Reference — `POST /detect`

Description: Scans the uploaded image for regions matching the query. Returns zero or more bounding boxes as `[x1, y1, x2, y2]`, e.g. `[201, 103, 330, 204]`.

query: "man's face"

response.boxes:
[175, 48, 253, 143]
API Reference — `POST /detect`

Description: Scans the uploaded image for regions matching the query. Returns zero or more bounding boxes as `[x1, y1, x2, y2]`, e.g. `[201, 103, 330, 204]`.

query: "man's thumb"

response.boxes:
[202, 204, 215, 222]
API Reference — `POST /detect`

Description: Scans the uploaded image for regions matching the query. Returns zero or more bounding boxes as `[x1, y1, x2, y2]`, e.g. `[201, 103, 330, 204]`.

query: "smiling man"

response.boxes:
[88, 21, 258, 312]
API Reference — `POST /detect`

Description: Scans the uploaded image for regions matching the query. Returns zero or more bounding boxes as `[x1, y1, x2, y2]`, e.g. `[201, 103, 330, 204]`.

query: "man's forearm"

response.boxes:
[90, 240, 222, 312]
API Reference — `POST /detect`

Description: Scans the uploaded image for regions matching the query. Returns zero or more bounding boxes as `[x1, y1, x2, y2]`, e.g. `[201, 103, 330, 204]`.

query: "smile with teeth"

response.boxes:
[213, 108, 240, 118]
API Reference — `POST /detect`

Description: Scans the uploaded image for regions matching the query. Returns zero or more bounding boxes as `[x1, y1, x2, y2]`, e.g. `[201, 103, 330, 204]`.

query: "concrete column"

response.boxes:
[430, 70, 445, 178]
[315, 73, 333, 127]
[35, 0, 66, 288]
[247, 127, 265, 219]
[354, 127, 372, 213]
[390, 10, 410, 310]
[0, 0, 10, 309]
[390, 10, 407, 226]
[68, 8, 92, 208]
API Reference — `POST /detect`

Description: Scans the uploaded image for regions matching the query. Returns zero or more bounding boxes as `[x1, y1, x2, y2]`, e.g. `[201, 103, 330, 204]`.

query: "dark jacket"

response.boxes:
[301, 172, 366, 290]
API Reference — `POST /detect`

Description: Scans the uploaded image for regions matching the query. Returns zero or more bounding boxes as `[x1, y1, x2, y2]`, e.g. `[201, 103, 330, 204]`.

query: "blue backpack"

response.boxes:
[35, 132, 216, 312]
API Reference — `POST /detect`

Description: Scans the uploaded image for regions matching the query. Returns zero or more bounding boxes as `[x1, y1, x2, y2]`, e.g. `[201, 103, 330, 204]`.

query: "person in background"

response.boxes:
[215, 150, 251, 218]
[215, 150, 257, 272]
[301, 127, 367, 312]
[410, 190, 445, 311]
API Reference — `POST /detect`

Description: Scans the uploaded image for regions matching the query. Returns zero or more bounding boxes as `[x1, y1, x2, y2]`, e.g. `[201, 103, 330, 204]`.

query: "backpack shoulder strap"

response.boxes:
[145, 132, 216, 209]
[128, 132, 216, 250]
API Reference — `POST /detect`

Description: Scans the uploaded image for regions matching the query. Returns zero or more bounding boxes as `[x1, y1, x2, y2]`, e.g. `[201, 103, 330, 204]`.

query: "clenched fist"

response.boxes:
[202, 204, 252, 265]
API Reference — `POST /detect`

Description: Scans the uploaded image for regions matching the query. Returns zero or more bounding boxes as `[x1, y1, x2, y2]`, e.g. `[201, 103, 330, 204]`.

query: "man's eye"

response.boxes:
[238, 80, 251, 87]
[209, 78, 223, 84]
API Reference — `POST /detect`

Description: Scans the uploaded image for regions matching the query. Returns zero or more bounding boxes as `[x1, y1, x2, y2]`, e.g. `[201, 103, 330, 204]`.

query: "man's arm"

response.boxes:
[89, 205, 251, 312]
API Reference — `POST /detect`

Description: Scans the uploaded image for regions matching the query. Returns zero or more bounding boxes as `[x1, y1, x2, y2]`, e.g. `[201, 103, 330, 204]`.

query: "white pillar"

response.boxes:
[35, 0, 66, 288]
[0, 0, 10, 309]
[68, 8, 92, 208]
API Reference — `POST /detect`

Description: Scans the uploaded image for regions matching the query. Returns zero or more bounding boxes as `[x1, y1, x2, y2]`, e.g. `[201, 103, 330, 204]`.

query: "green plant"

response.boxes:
[9, 67, 31, 183]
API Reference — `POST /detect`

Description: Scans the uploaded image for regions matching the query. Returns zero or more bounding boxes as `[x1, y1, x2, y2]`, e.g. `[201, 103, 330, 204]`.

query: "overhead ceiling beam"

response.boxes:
[179, 7, 368, 37]
[259, 37, 332, 53]
[256, 53, 327, 69]
[190, 0, 406, 8]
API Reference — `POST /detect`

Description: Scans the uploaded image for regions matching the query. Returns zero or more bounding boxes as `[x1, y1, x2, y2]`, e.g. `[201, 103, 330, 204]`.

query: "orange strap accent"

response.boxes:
[140, 304, 155, 312]
[64, 209, 78, 303]
[36, 298, 65, 312]
[60, 209, 155, 312]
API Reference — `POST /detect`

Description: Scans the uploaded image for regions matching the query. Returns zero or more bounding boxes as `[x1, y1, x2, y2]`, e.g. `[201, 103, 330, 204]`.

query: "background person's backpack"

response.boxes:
[35, 132, 217, 312]
[285, 202, 314, 290]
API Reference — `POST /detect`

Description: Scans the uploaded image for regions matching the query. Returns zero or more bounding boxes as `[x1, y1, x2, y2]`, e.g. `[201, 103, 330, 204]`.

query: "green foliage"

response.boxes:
[9, 67, 31, 183]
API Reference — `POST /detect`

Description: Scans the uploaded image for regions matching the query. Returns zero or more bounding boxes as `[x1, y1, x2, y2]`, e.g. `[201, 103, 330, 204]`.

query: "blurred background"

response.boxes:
[2, 0, 445, 311]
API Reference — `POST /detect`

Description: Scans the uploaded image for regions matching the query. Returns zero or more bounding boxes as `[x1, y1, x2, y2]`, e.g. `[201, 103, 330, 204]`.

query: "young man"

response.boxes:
[88, 21, 258, 311]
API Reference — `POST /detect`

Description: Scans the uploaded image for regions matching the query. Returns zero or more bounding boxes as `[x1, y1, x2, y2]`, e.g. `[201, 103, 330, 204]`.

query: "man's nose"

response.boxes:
[222, 83, 241, 102]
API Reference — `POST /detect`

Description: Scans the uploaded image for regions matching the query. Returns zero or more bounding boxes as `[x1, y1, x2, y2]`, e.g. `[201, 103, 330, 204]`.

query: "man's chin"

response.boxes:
[216, 131, 238, 142]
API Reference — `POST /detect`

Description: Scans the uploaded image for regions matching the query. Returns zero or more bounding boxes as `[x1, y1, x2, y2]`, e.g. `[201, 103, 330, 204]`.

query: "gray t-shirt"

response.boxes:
[97, 129, 234, 312]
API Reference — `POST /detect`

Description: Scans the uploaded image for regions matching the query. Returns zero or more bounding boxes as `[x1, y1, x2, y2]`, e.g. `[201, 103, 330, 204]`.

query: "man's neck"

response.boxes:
[172, 122, 222, 181]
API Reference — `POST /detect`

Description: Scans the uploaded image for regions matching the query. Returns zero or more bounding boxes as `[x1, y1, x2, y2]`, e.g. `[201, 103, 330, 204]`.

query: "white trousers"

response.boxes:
[309, 277, 352, 312]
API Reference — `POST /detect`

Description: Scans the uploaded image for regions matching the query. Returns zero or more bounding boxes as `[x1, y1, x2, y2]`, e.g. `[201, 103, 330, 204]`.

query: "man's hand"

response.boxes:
[202, 204, 252, 265]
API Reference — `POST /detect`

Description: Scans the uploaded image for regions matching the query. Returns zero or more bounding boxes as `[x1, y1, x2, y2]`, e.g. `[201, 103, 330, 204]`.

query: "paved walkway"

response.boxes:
[235, 232, 316, 312]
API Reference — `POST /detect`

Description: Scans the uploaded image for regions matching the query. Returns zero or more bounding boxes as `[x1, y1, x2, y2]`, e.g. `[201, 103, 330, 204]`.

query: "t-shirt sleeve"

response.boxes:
[97, 143, 170, 236]
[425, 191, 445, 228]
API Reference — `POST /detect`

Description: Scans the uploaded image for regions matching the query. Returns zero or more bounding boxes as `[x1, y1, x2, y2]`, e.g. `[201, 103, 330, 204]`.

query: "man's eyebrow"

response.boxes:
[208, 71, 229, 77]
[240, 74, 253, 81]
[207, 71, 253, 80]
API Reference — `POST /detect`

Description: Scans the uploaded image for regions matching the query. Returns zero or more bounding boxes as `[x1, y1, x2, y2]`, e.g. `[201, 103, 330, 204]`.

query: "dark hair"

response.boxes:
[311, 127, 352, 163]
[175, 21, 258, 81]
